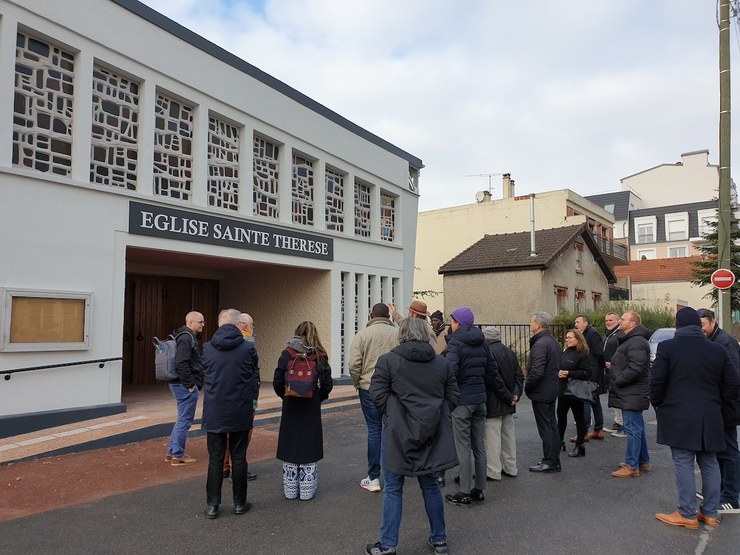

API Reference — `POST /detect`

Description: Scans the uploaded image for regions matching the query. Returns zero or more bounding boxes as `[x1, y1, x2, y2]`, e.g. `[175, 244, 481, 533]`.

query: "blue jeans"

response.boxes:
[167, 384, 198, 458]
[718, 425, 740, 506]
[622, 410, 649, 469]
[672, 448, 720, 519]
[380, 469, 446, 549]
[359, 389, 382, 480]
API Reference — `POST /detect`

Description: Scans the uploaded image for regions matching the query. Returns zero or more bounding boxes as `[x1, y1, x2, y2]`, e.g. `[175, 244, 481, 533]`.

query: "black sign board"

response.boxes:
[128, 201, 334, 261]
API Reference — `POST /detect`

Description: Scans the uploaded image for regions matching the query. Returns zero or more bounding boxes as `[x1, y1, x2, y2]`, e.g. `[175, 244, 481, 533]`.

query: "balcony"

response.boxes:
[591, 232, 629, 266]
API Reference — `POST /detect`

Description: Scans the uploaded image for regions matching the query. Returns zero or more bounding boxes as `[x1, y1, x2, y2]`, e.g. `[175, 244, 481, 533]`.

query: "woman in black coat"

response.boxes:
[557, 330, 595, 458]
[273, 321, 333, 501]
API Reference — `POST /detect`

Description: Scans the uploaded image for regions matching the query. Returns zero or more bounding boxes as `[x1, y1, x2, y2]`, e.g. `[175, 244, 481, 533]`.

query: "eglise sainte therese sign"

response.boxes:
[128, 201, 334, 261]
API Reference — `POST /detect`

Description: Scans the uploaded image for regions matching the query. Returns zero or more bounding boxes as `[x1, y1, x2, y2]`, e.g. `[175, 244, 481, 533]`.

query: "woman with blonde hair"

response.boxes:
[557, 329, 595, 458]
[273, 321, 333, 500]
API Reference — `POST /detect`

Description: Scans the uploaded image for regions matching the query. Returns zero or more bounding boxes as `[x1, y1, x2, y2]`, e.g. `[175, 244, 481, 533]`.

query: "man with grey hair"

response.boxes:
[166, 310, 204, 466]
[525, 312, 562, 473]
[482, 326, 523, 480]
[201, 308, 260, 519]
[366, 317, 458, 555]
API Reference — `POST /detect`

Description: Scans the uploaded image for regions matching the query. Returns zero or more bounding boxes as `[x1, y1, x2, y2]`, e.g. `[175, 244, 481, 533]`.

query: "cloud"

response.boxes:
[140, 0, 739, 210]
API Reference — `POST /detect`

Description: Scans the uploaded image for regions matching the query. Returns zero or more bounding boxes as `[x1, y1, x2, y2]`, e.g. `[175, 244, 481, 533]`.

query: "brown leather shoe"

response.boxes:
[586, 430, 605, 440]
[639, 463, 652, 471]
[655, 511, 699, 529]
[612, 466, 639, 478]
[697, 511, 720, 526]
[570, 435, 589, 443]
[171, 455, 197, 466]
[164, 454, 173, 462]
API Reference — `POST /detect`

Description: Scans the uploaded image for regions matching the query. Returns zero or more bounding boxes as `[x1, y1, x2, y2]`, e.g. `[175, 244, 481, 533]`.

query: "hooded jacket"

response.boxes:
[172, 326, 203, 389]
[370, 340, 459, 476]
[482, 327, 523, 417]
[273, 336, 334, 464]
[444, 324, 489, 405]
[201, 324, 260, 433]
[608, 324, 651, 411]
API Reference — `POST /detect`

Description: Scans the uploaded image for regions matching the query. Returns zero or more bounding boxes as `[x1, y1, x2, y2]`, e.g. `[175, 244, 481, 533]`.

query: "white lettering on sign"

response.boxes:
[131, 203, 333, 260]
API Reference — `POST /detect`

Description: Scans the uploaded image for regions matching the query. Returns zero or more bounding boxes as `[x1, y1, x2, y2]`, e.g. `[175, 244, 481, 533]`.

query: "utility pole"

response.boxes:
[718, 0, 732, 329]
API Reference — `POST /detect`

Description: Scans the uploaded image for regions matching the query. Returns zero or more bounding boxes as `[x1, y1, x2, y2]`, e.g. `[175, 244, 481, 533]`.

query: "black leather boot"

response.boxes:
[568, 444, 585, 458]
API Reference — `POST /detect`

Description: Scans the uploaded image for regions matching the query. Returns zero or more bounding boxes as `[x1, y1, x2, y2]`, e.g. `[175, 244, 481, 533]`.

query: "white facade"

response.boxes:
[0, 0, 422, 430]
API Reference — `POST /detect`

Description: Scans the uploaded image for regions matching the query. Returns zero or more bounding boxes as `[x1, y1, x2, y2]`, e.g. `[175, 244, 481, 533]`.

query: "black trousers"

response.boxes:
[557, 396, 586, 446]
[531, 400, 560, 466]
[206, 430, 250, 506]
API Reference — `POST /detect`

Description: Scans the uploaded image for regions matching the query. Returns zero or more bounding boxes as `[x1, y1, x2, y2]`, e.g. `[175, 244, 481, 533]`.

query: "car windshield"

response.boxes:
[650, 328, 675, 343]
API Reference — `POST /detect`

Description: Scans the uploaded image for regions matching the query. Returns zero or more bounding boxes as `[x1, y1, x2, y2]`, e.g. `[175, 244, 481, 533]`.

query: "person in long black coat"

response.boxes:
[201, 309, 260, 519]
[575, 315, 605, 440]
[366, 317, 459, 555]
[524, 312, 562, 473]
[651, 307, 740, 528]
[557, 330, 595, 458]
[273, 321, 333, 501]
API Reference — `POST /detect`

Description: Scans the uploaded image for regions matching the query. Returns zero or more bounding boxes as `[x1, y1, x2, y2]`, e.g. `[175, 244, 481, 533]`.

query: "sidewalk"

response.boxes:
[0, 382, 358, 465]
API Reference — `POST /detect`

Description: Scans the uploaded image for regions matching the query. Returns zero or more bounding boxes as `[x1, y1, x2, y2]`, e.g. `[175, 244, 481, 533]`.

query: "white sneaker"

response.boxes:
[360, 477, 381, 492]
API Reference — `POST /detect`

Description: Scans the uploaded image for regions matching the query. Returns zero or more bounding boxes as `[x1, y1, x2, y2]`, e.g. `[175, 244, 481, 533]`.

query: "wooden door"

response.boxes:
[123, 274, 219, 385]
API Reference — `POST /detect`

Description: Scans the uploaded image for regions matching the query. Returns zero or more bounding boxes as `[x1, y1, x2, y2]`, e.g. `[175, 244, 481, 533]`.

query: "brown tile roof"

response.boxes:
[614, 256, 702, 283]
[438, 224, 616, 282]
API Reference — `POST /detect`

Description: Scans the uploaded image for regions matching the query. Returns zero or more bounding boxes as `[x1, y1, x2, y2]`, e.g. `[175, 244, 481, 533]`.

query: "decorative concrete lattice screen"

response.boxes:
[292, 154, 314, 225]
[153, 94, 193, 200]
[13, 32, 75, 176]
[354, 180, 371, 238]
[90, 65, 139, 190]
[354, 273, 362, 333]
[325, 168, 344, 232]
[253, 135, 279, 219]
[340, 271, 348, 374]
[207, 116, 240, 210]
[380, 191, 396, 242]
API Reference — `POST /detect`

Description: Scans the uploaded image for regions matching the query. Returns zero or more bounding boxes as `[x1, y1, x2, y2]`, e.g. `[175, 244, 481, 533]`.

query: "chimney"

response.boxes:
[502, 174, 516, 198]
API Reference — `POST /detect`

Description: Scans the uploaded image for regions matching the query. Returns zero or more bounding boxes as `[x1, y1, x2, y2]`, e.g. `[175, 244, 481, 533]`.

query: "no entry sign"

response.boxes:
[711, 268, 736, 290]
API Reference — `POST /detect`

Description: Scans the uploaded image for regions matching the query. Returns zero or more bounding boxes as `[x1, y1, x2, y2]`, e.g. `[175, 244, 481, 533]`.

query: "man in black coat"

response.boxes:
[524, 312, 562, 473]
[699, 307, 740, 513]
[602, 312, 625, 437]
[652, 307, 740, 528]
[482, 326, 523, 480]
[608, 311, 651, 478]
[166, 311, 204, 466]
[575, 315, 605, 441]
[201, 308, 260, 519]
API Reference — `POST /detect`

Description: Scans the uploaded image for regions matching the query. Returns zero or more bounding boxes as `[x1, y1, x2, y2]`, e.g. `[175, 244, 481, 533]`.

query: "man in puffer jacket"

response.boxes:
[609, 310, 651, 478]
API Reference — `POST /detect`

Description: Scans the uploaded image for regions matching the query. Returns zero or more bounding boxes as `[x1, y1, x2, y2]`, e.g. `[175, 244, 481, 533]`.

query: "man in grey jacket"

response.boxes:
[350, 303, 399, 493]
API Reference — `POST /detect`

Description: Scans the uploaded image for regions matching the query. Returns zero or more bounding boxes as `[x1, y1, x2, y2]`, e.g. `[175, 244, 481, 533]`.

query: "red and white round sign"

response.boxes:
[710, 268, 736, 290]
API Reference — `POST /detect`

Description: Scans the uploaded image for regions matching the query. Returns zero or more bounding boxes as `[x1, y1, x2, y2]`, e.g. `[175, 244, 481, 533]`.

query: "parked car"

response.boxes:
[649, 327, 676, 363]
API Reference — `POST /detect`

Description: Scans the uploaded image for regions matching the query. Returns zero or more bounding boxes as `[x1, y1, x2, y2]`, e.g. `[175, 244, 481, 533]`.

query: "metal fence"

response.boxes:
[471, 323, 569, 367]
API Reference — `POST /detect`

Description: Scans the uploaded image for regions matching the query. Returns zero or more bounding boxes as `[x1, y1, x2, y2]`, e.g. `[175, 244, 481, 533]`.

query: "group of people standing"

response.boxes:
[351, 301, 523, 555]
[165, 309, 333, 520]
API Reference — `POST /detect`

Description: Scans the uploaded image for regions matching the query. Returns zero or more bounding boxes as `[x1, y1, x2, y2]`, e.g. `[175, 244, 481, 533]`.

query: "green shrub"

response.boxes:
[552, 300, 676, 335]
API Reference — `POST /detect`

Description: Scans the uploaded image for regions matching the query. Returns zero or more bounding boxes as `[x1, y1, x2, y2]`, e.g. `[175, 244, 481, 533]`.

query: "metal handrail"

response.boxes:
[1, 357, 124, 380]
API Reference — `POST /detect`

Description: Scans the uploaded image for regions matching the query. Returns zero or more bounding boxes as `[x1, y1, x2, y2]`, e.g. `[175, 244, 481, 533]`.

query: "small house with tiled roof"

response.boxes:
[439, 224, 616, 323]
[614, 256, 710, 309]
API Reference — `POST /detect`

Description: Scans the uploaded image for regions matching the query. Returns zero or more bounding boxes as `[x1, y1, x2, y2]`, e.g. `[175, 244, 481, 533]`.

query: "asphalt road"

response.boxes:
[0, 397, 737, 555]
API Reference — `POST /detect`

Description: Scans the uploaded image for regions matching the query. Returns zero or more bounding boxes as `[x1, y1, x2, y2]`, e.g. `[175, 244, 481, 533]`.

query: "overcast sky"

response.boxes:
[140, 0, 740, 211]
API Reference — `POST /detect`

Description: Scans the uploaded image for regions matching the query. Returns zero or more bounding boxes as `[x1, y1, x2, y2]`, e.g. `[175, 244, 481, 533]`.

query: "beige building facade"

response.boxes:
[415, 187, 616, 312]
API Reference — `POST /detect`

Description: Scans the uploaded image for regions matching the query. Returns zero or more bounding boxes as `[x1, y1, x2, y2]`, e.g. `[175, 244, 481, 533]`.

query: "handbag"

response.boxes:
[563, 379, 599, 405]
